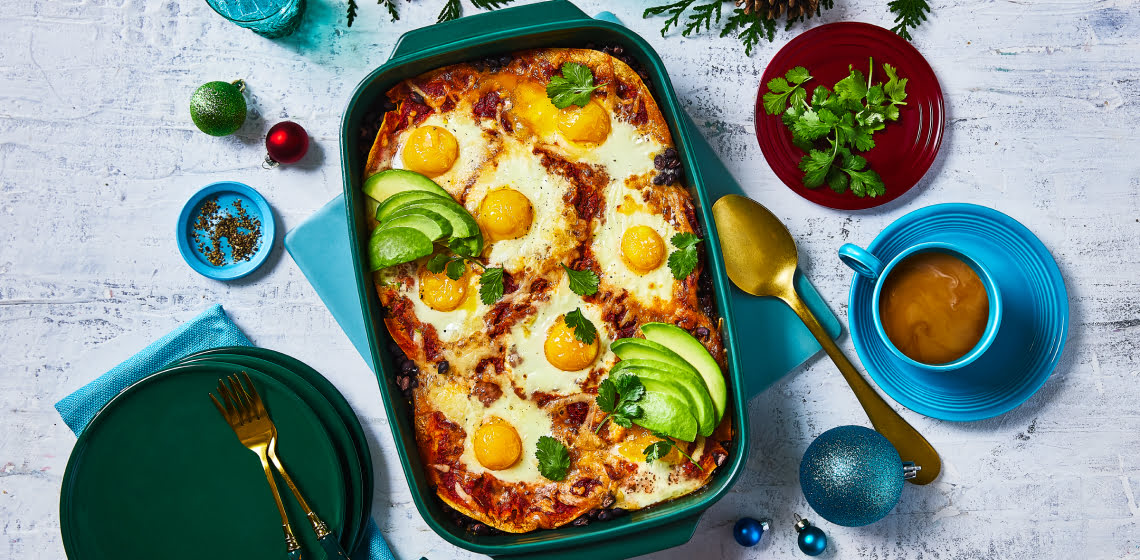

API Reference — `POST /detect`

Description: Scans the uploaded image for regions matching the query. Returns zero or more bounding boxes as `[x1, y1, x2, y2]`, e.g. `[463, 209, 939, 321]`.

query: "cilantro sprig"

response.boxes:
[425, 246, 505, 305]
[765, 59, 908, 198]
[643, 431, 703, 471]
[536, 435, 570, 481]
[561, 263, 599, 296]
[546, 62, 600, 109]
[667, 232, 701, 280]
[564, 308, 597, 345]
[594, 371, 645, 433]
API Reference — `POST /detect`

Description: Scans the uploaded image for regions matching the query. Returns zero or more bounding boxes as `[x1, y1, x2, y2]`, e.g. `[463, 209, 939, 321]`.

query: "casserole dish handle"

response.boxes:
[494, 512, 703, 560]
[389, 0, 592, 60]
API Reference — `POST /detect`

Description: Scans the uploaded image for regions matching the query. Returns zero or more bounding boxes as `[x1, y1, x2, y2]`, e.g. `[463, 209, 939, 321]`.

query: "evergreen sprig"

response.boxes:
[888, 0, 932, 40]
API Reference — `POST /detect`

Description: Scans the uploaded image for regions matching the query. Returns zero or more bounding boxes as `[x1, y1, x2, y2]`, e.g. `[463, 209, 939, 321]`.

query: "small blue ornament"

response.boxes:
[800, 425, 917, 527]
[794, 516, 827, 556]
[733, 517, 769, 547]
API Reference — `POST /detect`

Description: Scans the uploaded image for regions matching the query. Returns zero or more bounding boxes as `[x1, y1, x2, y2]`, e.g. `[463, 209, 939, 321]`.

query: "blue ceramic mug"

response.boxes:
[838, 242, 1003, 372]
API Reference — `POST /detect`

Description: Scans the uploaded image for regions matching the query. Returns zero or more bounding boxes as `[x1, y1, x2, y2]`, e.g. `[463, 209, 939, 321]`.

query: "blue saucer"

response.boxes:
[177, 181, 275, 281]
[846, 204, 1068, 421]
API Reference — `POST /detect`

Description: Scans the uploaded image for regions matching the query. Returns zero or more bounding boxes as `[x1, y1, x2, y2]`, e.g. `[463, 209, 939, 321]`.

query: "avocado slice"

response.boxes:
[612, 358, 715, 437]
[367, 226, 433, 271]
[377, 211, 451, 242]
[640, 322, 728, 424]
[363, 169, 449, 202]
[375, 190, 448, 221]
[395, 199, 481, 240]
[611, 338, 702, 376]
[632, 377, 699, 442]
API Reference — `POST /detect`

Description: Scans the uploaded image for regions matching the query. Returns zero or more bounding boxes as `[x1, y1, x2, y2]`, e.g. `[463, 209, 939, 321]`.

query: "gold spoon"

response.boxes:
[712, 194, 940, 485]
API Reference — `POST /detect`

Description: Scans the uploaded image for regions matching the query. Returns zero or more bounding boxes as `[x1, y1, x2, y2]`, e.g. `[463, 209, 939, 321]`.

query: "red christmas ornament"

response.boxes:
[264, 121, 309, 166]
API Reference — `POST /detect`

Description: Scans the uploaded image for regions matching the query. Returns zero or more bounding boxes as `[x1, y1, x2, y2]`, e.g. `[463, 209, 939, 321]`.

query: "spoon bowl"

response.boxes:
[712, 194, 941, 485]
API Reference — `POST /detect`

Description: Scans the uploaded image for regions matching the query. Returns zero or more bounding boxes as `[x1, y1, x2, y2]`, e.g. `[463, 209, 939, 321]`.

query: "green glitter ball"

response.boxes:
[190, 80, 247, 136]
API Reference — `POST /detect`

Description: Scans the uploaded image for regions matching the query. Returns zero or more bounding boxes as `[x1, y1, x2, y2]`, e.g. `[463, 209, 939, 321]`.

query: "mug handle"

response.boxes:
[838, 244, 883, 279]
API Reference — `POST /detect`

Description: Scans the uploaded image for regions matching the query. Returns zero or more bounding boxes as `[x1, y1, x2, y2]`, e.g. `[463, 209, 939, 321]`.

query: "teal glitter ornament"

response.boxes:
[799, 425, 919, 527]
[190, 80, 247, 137]
[794, 515, 827, 556]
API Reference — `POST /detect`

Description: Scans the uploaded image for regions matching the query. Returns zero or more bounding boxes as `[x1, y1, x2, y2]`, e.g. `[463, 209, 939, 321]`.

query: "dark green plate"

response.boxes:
[177, 347, 374, 554]
[173, 354, 364, 552]
[60, 363, 346, 560]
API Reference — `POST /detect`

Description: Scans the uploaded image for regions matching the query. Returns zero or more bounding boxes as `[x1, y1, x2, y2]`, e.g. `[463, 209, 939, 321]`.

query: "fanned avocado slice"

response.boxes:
[612, 358, 715, 437]
[363, 169, 449, 202]
[375, 190, 447, 221]
[632, 377, 699, 442]
[378, 212, 451, 242]
[639, 323, 728, 424]
[368, 226, 432, 271]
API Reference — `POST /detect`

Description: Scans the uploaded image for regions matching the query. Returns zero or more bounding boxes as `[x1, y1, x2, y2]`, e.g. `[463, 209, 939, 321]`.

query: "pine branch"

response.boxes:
[472, 0, 516, 8]
[437, 0, 461, 22]
[378, 0, 399, 22]
[721, 8, 776, 55]
[682, 1, 723, 37]
[346, 0, 359, 27]
[888, 0, 931, 40]
[643, 0, 698, 37]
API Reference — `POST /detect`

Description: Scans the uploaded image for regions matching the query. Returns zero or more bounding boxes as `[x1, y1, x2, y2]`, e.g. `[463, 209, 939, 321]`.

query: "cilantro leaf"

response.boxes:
[594, 371, 645, 433]
[883, 63, 908, 104]
[667, 232, 701, 280]
[444, 258, 465, 281]
[561, 263, 599, 296]
[834, 67, 868, 102]
[791, 108, 834, 141]
[479, 267, 504, 305]
[536, 435, 570, 481]
[564, 308, 597, 345]
[546, 62, 599, 109]
[826, 167, 848, 194]
[785, 66, 811, 85]
[642, 433, 703, 471]
[762, 67, 812, 115]
[798, 148, 836, 188]
[425, 253, 449, 274]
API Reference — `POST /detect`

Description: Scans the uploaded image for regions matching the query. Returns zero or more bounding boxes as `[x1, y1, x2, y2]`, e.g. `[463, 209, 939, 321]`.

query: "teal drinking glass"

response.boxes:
[205, 0, 306, 38]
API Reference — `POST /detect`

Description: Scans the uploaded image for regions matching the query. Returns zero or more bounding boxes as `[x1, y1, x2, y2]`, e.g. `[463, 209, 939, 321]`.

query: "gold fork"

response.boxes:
[211, 373, 348, 559]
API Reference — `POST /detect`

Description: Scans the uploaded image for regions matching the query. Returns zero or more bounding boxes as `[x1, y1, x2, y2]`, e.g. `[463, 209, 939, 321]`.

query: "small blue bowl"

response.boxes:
[841, 203, 1068, 421]
[177, 181, 275, 281]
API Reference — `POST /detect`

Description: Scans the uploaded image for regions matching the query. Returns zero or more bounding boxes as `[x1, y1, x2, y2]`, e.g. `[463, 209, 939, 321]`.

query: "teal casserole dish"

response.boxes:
[342, 2, 748, 557]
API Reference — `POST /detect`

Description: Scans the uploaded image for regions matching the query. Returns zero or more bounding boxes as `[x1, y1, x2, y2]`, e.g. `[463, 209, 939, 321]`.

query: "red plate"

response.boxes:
[755, 22, 944, 210]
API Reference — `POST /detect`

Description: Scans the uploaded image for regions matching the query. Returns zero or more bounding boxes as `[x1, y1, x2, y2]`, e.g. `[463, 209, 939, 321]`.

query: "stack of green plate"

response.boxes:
[60, 347, 373, 559]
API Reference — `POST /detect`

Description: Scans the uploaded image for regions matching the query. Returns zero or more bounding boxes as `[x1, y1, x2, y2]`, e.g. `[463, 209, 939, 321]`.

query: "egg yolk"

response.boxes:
[402, 126, 458, 177]
[419, 266, 469, 311]
[544, 315, 600, 371]
[478, 188, 533, 241]
[556, 101, 611, 144]
[473, 418, 522, 470]
[620, 225, 665, 274]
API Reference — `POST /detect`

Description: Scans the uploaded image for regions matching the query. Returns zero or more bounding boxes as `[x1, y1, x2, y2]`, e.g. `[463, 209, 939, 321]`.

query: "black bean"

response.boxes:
[387, 341, 402, 354]
[666, 158, 681, 169]
[652, 172, 667, 186]
[653, 154, 666, 170]
[396, 375, 411, 391]
[611, 507, 628, 518]
[572, 516, 590, 527]
[469, 523, 491, 536]
[694, 326, 710, 339]
[720, 439, 733, 448]
[601, 494, 616, 508]
[586, 508, 601, 520]
[400, 361, 418, 375]
[498, 55, 511, 66]
[611, 46, 624, 55]
[712, 449, 729, 467]
[596, 509, 614, 522]
[437, 360, 450, 374]
[663, 147, 677, 159]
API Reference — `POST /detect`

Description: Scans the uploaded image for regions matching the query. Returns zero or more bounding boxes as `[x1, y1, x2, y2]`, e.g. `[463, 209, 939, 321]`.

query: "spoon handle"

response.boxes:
[780, 288, 941, 485]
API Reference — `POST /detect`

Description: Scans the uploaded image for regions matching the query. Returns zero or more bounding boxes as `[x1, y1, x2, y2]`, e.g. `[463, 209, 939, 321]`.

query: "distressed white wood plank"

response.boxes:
[1, 0, 1138, 558]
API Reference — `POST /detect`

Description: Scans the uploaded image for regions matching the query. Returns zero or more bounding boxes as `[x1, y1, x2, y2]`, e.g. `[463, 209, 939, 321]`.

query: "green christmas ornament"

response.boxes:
[190, 80, 247, 136]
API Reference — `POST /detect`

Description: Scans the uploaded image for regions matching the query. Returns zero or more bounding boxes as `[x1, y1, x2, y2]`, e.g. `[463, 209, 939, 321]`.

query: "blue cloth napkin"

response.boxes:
[54, 303, 394, 560]
[55, 304, 252, 434]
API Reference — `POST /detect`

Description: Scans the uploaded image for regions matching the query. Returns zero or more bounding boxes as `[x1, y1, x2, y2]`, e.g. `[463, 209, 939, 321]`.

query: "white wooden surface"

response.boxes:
[2, 0, 1138, 558]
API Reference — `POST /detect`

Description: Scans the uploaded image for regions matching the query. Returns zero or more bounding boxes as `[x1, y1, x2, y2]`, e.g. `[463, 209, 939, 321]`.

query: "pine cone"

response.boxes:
[736, 0, 820, 21]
